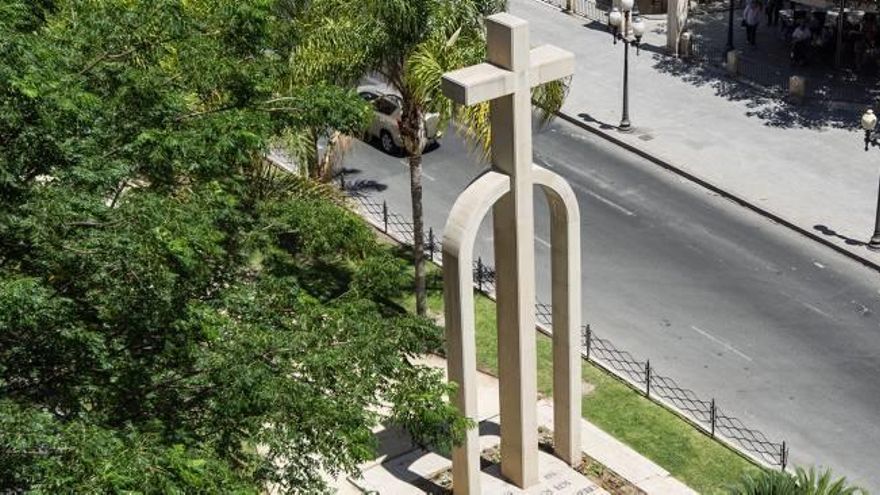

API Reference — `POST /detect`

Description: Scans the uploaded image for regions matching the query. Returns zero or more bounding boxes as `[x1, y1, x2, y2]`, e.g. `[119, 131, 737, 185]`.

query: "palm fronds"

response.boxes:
[454, 102, 492, 161]
[274, 127, 316, 178]
[795, 467, 867, 495]
[401, 1, 569, 161]
[288, 13, 377, 88]
[727, 467, 868, 495]
[728, 470, 800, 495]
[247, 153, 345, 204]
[532, 77, 571, 126]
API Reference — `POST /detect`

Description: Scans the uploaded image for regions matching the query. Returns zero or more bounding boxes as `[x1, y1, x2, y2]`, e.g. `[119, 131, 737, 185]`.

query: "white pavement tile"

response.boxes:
[637, 474, 700, 495]
[356, 448, 452, 495]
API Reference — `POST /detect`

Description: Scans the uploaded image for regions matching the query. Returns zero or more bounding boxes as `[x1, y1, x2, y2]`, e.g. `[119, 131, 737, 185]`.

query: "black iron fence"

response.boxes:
[542, 0, 608, 22]
[581, 323, 788, 468]
[689, 36, 728, 65]
[343, 186, 788, 470]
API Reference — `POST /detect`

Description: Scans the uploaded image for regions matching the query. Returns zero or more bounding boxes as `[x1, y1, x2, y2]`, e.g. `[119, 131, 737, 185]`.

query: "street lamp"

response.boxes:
[608, 0, 644, 132]
[859, 108, 880, 251]
[726, 0, 735, 58]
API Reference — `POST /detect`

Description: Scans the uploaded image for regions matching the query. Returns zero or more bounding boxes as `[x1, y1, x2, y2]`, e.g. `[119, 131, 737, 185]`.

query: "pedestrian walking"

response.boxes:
[743, 0, 763, 46]
[791, 20, 811, 65]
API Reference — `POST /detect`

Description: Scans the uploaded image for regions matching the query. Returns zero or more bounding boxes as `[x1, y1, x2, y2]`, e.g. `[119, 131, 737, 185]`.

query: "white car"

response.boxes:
[358, 88, 441, 154]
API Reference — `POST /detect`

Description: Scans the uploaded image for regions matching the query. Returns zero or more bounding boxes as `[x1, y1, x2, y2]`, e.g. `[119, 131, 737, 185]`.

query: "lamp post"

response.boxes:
[608, 0, 645, 132]
[726, 0, 735, 58]
[859, 109, 880, 251]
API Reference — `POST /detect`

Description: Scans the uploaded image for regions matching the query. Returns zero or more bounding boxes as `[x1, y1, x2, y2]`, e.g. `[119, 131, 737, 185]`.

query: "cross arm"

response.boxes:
[529, 45, 574, 87]
[441, 44, 574, 105]
[441, 63, 516, 106]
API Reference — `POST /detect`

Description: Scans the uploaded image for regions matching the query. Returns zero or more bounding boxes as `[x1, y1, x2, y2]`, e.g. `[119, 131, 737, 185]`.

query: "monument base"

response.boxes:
[352, 421, 608, 495]
[480, 450, 607, 495]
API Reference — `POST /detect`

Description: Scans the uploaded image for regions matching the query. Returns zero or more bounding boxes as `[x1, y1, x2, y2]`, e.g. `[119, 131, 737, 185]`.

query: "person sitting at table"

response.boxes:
[791, 20, 812, 65]
[857, 19, 878, 72]
[865, 37, 878, 73]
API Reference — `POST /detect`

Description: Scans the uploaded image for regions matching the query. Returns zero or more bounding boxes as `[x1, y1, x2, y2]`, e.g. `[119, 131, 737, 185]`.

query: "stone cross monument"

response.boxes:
[440, 13, 582, 495]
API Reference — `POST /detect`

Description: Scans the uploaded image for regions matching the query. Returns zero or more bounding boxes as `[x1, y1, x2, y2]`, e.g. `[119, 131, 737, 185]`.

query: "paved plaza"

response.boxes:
[331, 356, 694, 495]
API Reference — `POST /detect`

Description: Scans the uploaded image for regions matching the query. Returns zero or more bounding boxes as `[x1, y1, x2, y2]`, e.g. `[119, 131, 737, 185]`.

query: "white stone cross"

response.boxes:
[440, 13, 582, 495]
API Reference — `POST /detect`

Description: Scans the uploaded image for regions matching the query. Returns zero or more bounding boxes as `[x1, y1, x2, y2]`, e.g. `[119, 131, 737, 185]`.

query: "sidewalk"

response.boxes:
[331, 355, 695, 495]
[685, 7, 875, 103]
[513, 0, 880, 271]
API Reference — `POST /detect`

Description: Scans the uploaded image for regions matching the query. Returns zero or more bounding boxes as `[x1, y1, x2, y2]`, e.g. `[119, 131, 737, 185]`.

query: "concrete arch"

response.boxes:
[442, 166, 583, 494]
[533, 165, 582, 466]
[442, 170, 511, 495]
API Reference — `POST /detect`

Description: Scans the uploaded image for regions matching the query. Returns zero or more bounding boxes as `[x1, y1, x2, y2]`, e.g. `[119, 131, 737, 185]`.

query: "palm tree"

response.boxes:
[278, 0, 379, 180]
[368, 1, 489, 317]
[728, 467, 867, 495]
[361, 0, 567, 315]
[291, 0, 567, 314]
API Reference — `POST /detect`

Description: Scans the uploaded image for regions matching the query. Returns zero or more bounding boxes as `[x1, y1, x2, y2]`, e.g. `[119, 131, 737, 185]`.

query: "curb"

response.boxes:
[554, 110, 880, 273]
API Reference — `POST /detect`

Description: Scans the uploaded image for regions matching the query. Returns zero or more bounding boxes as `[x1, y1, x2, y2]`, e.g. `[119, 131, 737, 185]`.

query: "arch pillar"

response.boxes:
[534, 166, 582, 466]
[442, 171, 510, 495]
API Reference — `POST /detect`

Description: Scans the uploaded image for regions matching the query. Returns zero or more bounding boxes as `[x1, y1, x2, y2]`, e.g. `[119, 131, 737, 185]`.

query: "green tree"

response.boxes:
[0, 1, 466, 492]
[281, 0, 378, 180]
[270, 84, 372, 180]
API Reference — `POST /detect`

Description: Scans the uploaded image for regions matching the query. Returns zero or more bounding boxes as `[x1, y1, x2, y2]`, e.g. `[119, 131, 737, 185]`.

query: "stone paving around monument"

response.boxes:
[357, 444, 608, 495]
[329, 355, 695, 495]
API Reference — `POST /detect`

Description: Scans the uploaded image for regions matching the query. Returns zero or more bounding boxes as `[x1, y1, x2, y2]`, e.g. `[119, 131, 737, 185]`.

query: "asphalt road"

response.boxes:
[341, 117, 880, 489]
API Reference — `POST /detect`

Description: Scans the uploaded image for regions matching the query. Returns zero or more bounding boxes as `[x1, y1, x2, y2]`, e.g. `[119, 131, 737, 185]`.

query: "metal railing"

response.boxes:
[342, 183, 788, 470]
[688, 36, 791, 92]
[543, 0, 608, 22]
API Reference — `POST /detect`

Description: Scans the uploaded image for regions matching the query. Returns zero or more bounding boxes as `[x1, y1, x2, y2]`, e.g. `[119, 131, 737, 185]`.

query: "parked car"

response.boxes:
[358, 87, 441, 154]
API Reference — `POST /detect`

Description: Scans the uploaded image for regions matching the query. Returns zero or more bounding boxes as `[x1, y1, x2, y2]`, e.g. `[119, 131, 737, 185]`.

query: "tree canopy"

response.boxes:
[0, 1, 465, 492]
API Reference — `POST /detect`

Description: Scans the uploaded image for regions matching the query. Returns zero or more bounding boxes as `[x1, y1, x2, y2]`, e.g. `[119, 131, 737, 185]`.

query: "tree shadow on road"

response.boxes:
[336, 167, 389, 196]
[580, 21, 668, 57]
[576, 112, 617, 130]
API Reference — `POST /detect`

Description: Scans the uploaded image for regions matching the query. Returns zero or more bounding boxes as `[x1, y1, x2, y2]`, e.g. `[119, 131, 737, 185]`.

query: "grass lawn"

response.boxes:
[399, 264, 761, 494]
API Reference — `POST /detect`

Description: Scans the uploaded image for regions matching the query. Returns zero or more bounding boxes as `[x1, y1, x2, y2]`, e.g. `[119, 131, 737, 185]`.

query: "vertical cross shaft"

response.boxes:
[486, 15, 539, 488]
[440, 13, 576, 494]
